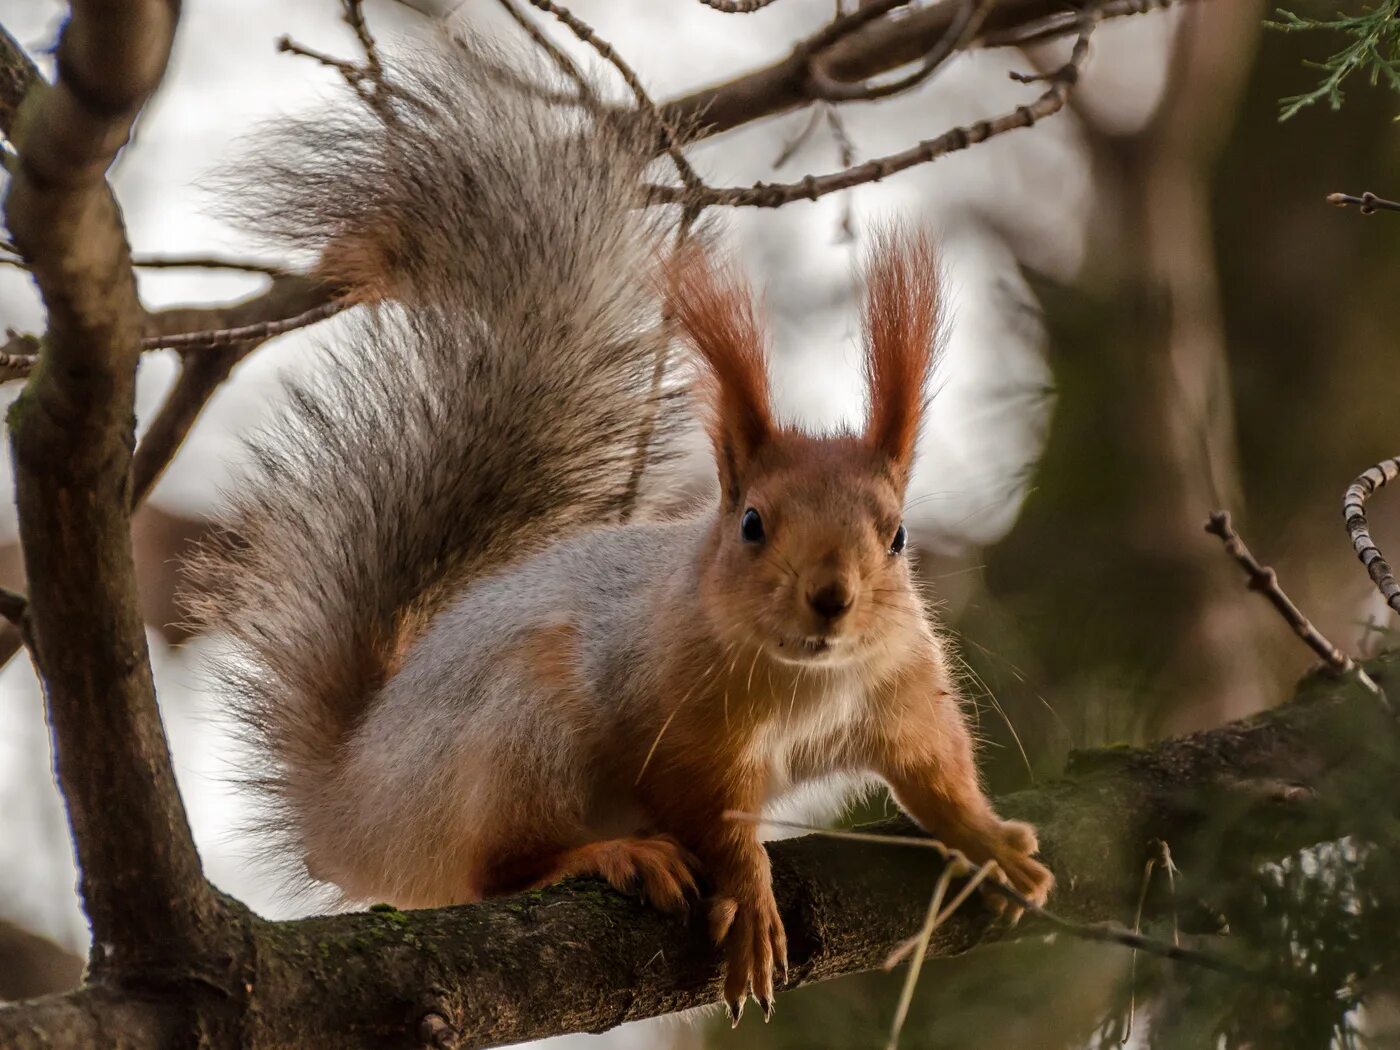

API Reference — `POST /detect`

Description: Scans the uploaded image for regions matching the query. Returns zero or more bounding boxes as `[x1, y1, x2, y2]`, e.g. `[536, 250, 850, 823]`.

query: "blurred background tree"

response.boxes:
[3, 1, 1400, 1047]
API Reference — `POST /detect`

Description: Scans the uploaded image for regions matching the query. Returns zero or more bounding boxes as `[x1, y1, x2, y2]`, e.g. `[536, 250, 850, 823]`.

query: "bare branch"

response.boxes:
[2, 0, 226, 970]
[650, 7, 1098, 208]
[0, 667, 1386, 1048]
[1344, 457, 1400, 618]
[658, 0, 1191, 140]
[525, 0, 706, 199]
[1328, 190, 1400, 215]
[133, 275, 340, 503]
[1, 244, 293, 276]
[694, 0, 787, 10]
[1206, 510, 1384, 700]
[340, 0, 383, 81]
[278, 32, 366, 80]
[495, 0, 597, 102]
[140, 295, 348, 352]
[278, 1, 394, 118]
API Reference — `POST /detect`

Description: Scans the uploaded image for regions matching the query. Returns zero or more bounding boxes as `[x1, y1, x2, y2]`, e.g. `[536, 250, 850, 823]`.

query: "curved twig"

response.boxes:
[695, 0, 786, 10]
[1345, 457, 1400, 618]
[807, 0, 993, 103]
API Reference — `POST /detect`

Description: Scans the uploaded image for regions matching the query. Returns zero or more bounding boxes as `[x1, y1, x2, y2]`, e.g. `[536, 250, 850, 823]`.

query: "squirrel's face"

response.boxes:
[701, 435, 924, 669]
[669, 226, 941, 670]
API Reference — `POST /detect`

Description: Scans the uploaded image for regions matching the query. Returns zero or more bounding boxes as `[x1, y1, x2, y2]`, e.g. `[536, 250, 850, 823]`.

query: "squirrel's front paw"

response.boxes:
[979, 819, 1053, 919]
[710, 890, 787, 1025]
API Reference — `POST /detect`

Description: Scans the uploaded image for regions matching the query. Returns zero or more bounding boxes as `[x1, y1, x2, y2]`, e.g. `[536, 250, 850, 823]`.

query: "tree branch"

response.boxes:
[657, 0, 1193, 140]
[131, 274, 336, 503]
[2, 660, 1391, 1048]
[2, 0, 228, 974]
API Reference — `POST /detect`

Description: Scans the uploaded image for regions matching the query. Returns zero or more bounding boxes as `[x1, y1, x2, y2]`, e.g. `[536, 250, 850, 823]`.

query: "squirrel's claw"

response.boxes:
[714, 890, 784, 1028]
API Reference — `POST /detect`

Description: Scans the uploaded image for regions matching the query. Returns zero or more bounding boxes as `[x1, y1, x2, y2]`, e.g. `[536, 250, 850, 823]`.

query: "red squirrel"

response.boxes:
[196, 35, 1052, 1024]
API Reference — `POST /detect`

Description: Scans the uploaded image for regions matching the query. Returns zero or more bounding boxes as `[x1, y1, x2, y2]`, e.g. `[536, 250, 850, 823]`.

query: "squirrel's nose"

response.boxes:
[808, 582, 853, 621]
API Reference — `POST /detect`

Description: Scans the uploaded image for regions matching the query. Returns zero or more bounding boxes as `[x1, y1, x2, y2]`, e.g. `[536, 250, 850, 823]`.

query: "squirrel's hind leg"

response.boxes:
[485, 836, 702, 914]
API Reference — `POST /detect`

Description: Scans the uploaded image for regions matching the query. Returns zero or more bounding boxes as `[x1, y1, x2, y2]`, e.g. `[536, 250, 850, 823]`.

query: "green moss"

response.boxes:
[6, 387, 31, 431]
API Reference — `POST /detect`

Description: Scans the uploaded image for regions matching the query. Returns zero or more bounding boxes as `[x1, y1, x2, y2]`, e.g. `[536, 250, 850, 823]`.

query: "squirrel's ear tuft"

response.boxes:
[666, 244, 774, 507]
[861, 227, 940, 489]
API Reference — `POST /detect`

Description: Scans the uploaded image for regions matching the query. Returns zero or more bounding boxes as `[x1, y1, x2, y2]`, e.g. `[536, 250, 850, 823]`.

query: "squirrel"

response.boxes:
[196, 35, 1053, 1024]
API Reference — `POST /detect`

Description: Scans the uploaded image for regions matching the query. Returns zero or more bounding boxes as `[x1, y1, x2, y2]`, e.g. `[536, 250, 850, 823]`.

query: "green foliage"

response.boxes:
[1268, 2, 1400, 119]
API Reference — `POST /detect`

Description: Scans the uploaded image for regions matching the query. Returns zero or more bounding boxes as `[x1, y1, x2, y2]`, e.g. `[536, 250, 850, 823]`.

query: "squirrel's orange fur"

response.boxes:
[198, 37, 1052, 1025]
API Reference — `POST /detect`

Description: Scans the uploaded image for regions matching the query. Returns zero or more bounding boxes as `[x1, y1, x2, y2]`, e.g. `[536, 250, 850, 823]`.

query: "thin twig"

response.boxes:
[725, 812, 1277, 986]
[1122, 841, 1166, 1044]
[1, 249, 292, 276]
[277, 35, 367, 86]
[772, 104, 826, 168]
[695, 0, 786, 10]
[649, 6, 1098, 208]
[826, 105, 858, 241]
[278, 2, 395, 121]
[1159, 840, 1179, 948]
[1327, 191, 1400, 215]
[808, 0, 993, 102]
[982, 0, 1179, 47]
[518, 0, 707, 522]
[131, 254, 290, 276]
[883, 858, 998, 971]
[495, 0, 596, 103]
[341, 0, 383, 82]
[883, 863, 959, 1050]
[525, 0, 706, 200]
[1206, 510, 1385, 702]
[139, 299, 349, 352]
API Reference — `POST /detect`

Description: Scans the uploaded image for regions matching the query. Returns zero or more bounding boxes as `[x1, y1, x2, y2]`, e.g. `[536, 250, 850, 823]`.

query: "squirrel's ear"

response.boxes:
[666, 244, 775, 508]
[861, 227, 940, 490]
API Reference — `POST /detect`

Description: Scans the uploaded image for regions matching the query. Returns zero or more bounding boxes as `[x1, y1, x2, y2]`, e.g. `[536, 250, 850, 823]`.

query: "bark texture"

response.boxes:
[1, 662, 1391, 1049]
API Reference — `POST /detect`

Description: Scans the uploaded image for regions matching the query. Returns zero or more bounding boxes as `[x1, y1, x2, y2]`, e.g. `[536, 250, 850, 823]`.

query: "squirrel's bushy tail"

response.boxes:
[194, 38, 681, 872]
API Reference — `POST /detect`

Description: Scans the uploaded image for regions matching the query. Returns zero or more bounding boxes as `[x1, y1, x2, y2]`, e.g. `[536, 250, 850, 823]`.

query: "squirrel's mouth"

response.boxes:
[770, 633, 840, 665]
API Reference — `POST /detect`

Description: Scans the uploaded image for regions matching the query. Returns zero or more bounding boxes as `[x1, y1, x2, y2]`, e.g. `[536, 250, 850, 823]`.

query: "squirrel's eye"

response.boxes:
[889, 523, 907, 556]
[740, 507, 766, 544]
